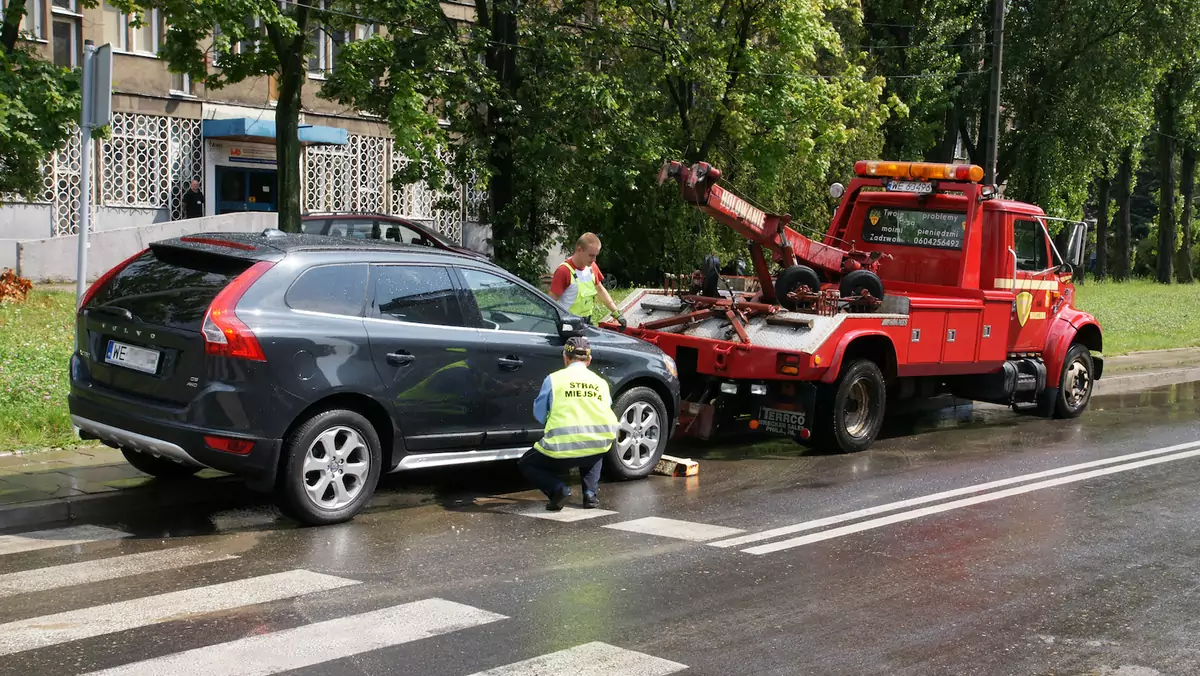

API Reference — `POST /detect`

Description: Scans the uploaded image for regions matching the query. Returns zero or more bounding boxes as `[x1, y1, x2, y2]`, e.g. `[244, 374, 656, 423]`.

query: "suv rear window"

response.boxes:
[86, 249, 252, 331]
[286, 263, 369, 316]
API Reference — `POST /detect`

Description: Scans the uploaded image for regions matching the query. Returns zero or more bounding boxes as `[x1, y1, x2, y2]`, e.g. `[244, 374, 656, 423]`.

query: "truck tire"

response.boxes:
[775, 265, 822, 310]
[839, 270, 885, 302]
[121, 448, 202, 479]
[604, 386, 668, 480]
[1041, 343, 1095, 419]
[813, 359, 887, 453]
[276, 409, 383, 526]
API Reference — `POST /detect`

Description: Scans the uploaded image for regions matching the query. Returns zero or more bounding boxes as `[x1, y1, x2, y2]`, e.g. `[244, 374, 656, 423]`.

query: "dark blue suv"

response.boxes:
[69, 230, 680, 525]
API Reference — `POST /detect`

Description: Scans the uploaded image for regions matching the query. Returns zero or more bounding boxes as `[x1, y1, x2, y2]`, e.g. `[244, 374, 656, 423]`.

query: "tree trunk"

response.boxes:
[1095, 173, 1110, 281]
[275, 60, 305, 233]
[1, 0, 25, 54]
[1114, 148, 1133, 281]
[483, 2, 520, 270]
[1178, 144, 1195, 283]
[1156, 76, 1177, 284]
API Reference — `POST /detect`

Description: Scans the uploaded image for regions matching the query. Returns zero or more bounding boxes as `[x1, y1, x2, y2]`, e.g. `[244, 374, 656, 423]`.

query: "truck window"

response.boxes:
[1013, 220, 1049, 272]
[860, 207, 966, 250]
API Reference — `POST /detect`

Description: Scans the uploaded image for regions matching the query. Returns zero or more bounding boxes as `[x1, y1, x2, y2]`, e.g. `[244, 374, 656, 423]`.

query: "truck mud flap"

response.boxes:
[752, 382, 818, 440]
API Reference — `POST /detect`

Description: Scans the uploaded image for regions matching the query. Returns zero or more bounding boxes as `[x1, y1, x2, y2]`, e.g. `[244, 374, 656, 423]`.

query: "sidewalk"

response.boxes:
[4, 347, 1200, 532]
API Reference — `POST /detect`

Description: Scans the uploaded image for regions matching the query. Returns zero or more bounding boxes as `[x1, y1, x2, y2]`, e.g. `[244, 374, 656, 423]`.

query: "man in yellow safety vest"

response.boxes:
[548, 232, 627, 329]
[518, 336, 619, 511]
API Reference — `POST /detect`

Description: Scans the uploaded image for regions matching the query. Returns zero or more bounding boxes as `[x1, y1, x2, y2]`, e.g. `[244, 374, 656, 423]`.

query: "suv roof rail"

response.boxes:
[261, 228, 288, 238]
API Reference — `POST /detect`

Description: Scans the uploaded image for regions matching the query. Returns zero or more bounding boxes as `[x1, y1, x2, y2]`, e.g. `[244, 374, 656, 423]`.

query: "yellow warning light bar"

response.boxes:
[854, 161, 985, 183]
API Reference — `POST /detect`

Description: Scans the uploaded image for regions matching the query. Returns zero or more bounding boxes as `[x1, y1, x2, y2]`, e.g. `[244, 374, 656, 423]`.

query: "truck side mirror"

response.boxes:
[1065, 221, 1088, 268]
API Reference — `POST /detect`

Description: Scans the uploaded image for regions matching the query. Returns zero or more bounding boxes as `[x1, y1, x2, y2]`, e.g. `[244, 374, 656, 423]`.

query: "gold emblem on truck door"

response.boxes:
[1016, 291, 1033, 326]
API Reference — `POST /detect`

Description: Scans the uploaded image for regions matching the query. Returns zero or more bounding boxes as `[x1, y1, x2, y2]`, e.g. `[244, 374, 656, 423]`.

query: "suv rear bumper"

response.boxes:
[68, 392, 282, 491]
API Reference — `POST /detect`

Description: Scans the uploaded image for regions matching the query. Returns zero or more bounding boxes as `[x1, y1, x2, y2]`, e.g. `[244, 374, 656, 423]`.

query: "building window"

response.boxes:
[1, 0, 46, 40]
[99, 2, 163, 55]
[307, 1, 355, 78]
[49, 0, 81, 67]
[170, 71, 192, 96]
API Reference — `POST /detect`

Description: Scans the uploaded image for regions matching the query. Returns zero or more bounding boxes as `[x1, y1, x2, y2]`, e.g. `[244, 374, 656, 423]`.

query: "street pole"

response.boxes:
[983, 0, 1005, 188]
[75, 41, 95, 306]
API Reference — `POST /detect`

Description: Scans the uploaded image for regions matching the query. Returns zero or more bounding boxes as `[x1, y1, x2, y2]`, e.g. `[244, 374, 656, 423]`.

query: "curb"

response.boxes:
[4, 364, 1200, 534]
[0, 475, 262, 532]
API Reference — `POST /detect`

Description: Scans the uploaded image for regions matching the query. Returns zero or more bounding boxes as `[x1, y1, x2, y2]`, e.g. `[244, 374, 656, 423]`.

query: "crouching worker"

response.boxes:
[519, 336, 619, 511]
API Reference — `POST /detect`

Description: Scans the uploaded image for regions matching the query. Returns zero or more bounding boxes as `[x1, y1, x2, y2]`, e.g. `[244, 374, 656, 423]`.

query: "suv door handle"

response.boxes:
[386, 351, 415, 366]
[497, 356, 523, 370]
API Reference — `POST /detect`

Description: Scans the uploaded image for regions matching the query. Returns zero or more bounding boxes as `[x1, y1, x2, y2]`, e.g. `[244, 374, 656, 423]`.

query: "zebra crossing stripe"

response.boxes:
[0, 547, 238, 599]
[0, 569, 359, 656]
[79, 598, 507, 676]
[465, 641, 688, 675]
[0, 525, 129, 557]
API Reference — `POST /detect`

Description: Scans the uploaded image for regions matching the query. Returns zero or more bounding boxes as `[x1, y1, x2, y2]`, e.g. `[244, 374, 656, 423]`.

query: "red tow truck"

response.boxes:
[600, 160, 1103, 453]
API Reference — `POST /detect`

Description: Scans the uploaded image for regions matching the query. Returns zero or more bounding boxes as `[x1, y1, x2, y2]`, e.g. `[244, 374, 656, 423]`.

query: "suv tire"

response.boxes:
[813, 359, 886, 453]
[277, 409, 383, 526]
[121, 448, 202, 479]
[605, 386, 668, 480]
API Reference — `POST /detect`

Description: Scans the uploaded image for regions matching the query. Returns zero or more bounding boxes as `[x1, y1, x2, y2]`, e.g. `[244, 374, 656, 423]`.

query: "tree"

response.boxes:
[0, 0, 87, 198]
[1154, 71, 1179, 283]
[1093, 167, 1110, 280]
[1113, 147, 1135, 280]
[114, 0, 371, 232]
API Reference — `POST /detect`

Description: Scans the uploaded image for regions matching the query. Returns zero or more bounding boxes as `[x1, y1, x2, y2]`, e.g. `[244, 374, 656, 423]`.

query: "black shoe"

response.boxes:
[582, 492, 599, 509]
[547, 486, 571, 511]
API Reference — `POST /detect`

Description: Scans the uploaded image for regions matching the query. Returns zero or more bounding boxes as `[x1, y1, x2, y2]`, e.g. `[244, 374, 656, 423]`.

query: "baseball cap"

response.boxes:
[564, 336, 591, 357]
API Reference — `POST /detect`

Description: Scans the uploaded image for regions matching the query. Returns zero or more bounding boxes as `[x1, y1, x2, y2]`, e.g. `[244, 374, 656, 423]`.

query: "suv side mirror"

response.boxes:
[559, 315, 586, 338]
[1066, 221, 1088, 268]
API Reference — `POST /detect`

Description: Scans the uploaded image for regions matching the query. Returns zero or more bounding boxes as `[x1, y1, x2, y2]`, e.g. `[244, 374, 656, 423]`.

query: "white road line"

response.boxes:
[465, 641, 688, 676]
[498, 504, 618, 522]
[710, 439, 1200, 548]
[0, 547, 238, 599]
[80, 598, 506, 676]
[0, 525, 130, 557]
[0, 569, 359, 656]
[744, 445, 1200, 555]
[604, 516, 743, 542]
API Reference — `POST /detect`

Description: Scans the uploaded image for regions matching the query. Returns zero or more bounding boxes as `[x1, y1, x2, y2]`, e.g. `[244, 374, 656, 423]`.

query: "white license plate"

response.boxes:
[758, 407, 806, 435]
[886, 180, 933, 194]
[105, 340, 160, 375]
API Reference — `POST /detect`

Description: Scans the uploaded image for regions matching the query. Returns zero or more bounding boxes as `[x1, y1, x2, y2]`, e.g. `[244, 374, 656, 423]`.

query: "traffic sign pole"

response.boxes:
[75, 41, 113, 306]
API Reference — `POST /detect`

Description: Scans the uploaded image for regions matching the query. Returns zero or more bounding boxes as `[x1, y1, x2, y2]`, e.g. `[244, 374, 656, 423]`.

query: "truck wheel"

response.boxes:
[814, 359, 886, 453]
[839, 270, 884, 302]
[121, 448, 202, 479]
[276, 409, 382, 526]
[604, 387, 668, 480]
[776, 265, 822, 310]
[1045, 343, 1095, 419]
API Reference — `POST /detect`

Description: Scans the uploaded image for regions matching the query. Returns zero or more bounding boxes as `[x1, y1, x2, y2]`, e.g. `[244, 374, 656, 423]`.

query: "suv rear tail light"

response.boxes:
[202, 260, 275, 361]
[77, 248, 148, 314]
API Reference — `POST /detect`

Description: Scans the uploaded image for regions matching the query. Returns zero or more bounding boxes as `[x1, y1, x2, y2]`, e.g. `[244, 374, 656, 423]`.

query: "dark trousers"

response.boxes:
[518, 448, 603, 498]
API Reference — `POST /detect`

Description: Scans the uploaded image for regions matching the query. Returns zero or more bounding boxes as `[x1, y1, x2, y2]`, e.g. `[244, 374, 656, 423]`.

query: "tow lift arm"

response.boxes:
[657, 160, 887, 306]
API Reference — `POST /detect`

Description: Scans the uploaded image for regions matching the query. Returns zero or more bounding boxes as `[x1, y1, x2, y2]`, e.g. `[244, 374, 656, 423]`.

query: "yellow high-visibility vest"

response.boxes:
[533, 365, 619, 458]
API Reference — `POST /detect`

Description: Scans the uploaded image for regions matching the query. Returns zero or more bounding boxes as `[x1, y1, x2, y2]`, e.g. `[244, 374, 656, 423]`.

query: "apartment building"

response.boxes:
[0, 0, 483, 249]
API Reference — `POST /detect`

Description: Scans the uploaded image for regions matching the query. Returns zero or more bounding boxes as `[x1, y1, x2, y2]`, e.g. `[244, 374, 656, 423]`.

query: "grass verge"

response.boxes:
[0, 290, 81, 452]
[1074, 279, 1200, 355]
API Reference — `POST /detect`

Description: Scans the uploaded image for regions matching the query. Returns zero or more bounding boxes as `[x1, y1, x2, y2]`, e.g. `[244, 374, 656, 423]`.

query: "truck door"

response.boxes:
[1006, 217, 1059, 353]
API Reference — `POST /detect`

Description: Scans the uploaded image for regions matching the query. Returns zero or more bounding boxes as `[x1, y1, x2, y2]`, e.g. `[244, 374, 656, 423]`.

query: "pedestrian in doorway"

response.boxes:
[183, 179, 205, 219]
[548, 232, 627, 328]
[519, 336, 619, 511]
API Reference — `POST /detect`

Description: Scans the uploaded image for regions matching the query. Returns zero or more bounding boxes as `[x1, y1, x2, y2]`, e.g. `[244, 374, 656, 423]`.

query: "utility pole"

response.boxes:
[983, 0, 1005, 187]
[75, 41, 112, 305]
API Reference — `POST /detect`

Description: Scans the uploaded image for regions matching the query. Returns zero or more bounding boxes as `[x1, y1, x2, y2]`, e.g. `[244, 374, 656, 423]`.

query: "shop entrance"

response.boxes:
[216, 166, 278, 214]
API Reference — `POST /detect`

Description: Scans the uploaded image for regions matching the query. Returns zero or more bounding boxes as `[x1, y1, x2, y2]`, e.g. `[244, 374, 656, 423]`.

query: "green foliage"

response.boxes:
[0, 0, 87, 199]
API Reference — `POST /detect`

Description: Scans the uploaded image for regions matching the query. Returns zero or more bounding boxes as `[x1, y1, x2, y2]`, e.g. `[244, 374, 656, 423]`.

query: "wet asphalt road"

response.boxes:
[3, 382, 1200, 676]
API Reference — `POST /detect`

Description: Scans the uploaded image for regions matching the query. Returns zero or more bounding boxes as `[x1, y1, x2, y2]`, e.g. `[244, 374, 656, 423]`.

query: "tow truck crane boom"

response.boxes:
[657, 160, 889, 307]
